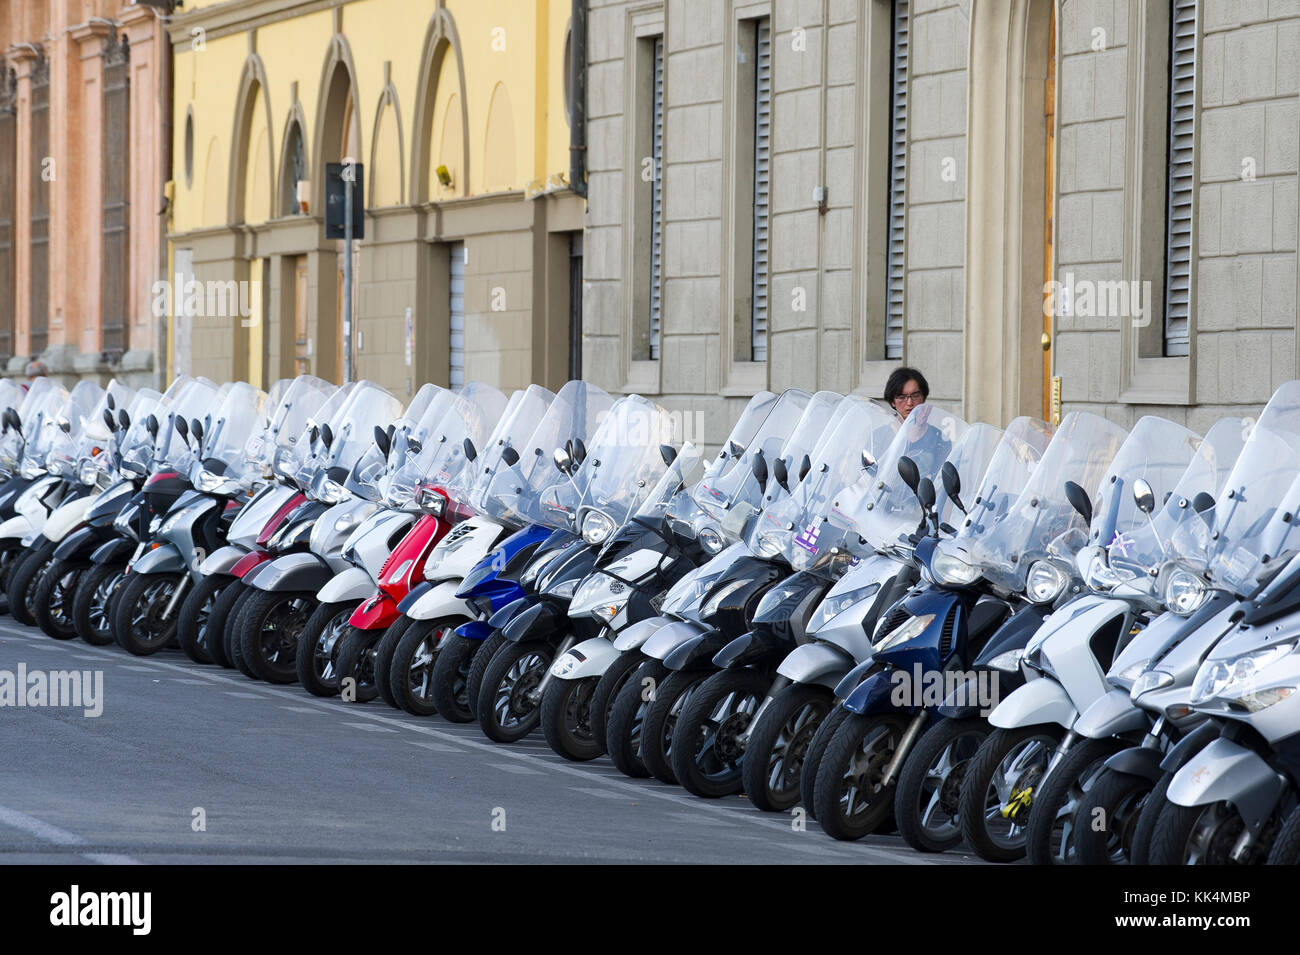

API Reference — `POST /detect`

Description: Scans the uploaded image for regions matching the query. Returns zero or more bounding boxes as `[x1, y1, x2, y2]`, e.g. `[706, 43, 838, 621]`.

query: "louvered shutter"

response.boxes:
[29, 55, 50, 355]
[0, 70, 15, 361]
[751, 18, 771, 363]
[649, 36, 664, 360]
[885, 0, 909, 360]
[101, 36, 129, 355]
[1163, 0, 1196, 358]
[449, 242, 466, 387]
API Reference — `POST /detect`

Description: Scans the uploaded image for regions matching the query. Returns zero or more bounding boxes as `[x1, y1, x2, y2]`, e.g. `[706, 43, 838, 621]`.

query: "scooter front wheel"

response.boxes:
[113, 571, 185, 655]
[1073, 765, 1156, 865]
[1267, 805, 1300, 864]
[466, 630, 507, 714]
[237, 589, 316, 684]
[176, 574, 229, 664]
[589, 651, 645, 753]
[670, 669, 769, 799]
[958, 724, 1063, 862]
[800, 705, 851, 821]
[7, 540, 57, 627]
[335, 627, 383, 703]
[1150, 798, 1273, 865]
[428, 633, 480, 722]
[541, 675, 602, 761]
[374, 616, 415, 708]
[1026, 736, 1125, 865]
[72, 562, 124, 646]
[390, 617, 458, 717]
[295, 601, 355, 697]
[813, 711, 911, 840]
[206, 579, 247, 669]
[476, 639, 553, 743]
[742, 683, 833, 812]
[32, 558, 87, 640]
[640, 669, 709, 784]
[893, 716, 990, 853]
[606, 660, 668, 778]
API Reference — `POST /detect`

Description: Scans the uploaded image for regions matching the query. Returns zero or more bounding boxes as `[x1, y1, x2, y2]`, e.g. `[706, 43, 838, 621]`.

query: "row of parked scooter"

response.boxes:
[3, 370, 1300, 864]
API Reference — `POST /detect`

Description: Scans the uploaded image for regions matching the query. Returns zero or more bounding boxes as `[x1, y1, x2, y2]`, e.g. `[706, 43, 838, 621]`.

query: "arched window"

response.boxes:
[281, 119, 307, 216]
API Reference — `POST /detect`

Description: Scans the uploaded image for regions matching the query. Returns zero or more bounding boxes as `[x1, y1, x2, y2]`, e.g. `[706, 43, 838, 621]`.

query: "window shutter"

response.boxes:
[885, 0, 909, 361]
[0, 69, 16, 362]
[29, 54, 50, 356]
[649, 36, 664, 361]
[751, 18, 771, 363]
[1163, 0, 1196, 358]
[449, 242, 466, 387]
[101, 35, 130, 356]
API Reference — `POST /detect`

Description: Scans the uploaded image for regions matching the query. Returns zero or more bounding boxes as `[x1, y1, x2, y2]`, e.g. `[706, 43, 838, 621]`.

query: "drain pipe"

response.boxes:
[568, 0, 587, 198]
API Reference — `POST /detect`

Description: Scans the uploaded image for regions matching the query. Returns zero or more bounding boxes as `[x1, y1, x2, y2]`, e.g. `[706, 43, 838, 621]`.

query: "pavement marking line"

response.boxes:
[0, 805, 140, 866]
[664, 810, 739, 827]
[0, 628, 945, 866]
[118, 665, 157, 672]
[223, 691, 264, 699]
[176, 678, 212, 685]
[571, 787, 631, 800]
[406, 740, 465, 754]
[279, 705, 325, 714]
[343, 722, 398, 733]
[489, 762, 544, 775]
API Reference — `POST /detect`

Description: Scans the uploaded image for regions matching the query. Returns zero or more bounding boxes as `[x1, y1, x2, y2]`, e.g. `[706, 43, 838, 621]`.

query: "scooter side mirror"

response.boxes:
[798, 454, 811, 483]
[373, 425, 390, 457]
[190, 418, 204, 445]
[463, 437, 477, 462]
[660, 444, 677, 467]
[726, 439, 745, 459]
[320, 423, 334, 449]
[553, 447, 573, 474]
[772, 457, 790, 492]
[146, 414, 159, 438]
[7, 409, 21, 432]
[572, 439, 587, 466]
[917, 476, 937, 511]
[751, 449, 768, 487]
[1192, 491, 1215, 514]
[861, 449, 876, 471]
[103, 409, 117, 433]
[105, 392, 116, 410]
[898, 455, 920, 493]
[118, 409, 130, 431]
[1132, 477, 1157, 515]
[175, 416, 189, 440]
[1064, 480, 1093, 526]
[941, 461, 966, 514]
[501, 446, 520, 467]
[58, 418, 71, 434]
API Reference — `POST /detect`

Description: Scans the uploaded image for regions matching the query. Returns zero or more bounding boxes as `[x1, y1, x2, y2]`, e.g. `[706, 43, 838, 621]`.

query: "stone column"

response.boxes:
[119, 2, 165, 380]
[5, 43, 40, 374]
[67, 19, 116, 372]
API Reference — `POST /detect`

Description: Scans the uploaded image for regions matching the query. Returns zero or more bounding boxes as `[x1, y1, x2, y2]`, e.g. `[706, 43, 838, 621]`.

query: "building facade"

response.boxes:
[0, 1, 170, 387]
[167, 0, 585, 400]
[583, 0, 1300, 442]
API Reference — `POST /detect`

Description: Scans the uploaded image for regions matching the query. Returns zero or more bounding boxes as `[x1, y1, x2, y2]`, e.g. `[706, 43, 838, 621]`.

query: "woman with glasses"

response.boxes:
[884, 366, 929, 421]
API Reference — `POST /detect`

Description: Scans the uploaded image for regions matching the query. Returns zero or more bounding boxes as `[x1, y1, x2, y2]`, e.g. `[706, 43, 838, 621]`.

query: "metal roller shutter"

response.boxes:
[449, 242, 465, 388]
[1163, 0, 1196, 358]
[751, 18, 771, 363]
[649, 36, 664, 361]
[885, 0, 909, 361]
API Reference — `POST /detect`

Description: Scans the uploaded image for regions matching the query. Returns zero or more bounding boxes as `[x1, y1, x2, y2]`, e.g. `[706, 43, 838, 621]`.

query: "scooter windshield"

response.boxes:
[961, 411, 1127, 592]
[467, 384, 556, 519]
[560, 395, 680, 544]
[42, 381, 108, 477]
[317, 380, 404, 479]
[116, 387, 171, 476]
[197, 381, 269, 483]
[629, 442, 707, 532]
[690, 389, 813, 523]
[393, 382, 508, 511]
[1106, 417, 1245, 583]
[945, 416, 1054, 546]
[699, 391, 781, 485]
[256, 375, 336, 480]
[750, 396, 897, 569]
[478, 379, 614, 530]
[156, 377, 223, 472]
[827, 402, 969, 557]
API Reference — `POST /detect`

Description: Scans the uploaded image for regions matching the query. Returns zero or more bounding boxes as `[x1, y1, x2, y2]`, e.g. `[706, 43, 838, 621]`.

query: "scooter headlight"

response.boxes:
[986, 648, 1024, 674]
[582, 510, 615, 545]
[809, 584, 880, 632]
[194, 468, 228, 493]
[873, 613, 935, 653]
[1108, 659, 1150, 691]
[698, 526, 725, 555]
[545, 576, 579, 600]
[701, 579, 748, 620]
[77, 458, 100, 486]
[1190, 642, 1296, 706]
[1129, 669, 1175, 700]
[930, 550, 981, 587]
[1026, 560, 1068, 605]
[1163, 567, 1210, 615]
[318, 479, 351, 504]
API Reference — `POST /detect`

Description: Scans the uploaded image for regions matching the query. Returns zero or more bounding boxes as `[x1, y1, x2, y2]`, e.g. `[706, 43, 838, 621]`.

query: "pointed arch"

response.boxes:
[410, 7, 471, 202]
[312, 33, 364, 212]
[483, 81, 518, 192]
[227, 53, 275, 225]
[369, 82, 406, 208]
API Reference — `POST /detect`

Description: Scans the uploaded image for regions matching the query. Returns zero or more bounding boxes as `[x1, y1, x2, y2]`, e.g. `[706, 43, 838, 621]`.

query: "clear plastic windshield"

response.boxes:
[960, 411, 1128, 591]
[322, 381, 403, 475]
[748, 396, 897, 567]
[948, 417, 1054, 543]
[690, 390, 812, 522]
[467, 385, 556, 518]
[116, 388, 167, 476]
[0, 381, 24, 417]
[556, 396, 680, 539]
[17, 378, 64, 430]
[631, 443, 707, 530]
[388, 383, 508, 509]
[200, 382, 269, 481]
[40, 381, 105, 476]
[156, 377, 222, 470]
[478, 379, 614, 529]
[827, 402, 970, 556]
[699, 391, 780, 484]
[256, 375, 336, 480]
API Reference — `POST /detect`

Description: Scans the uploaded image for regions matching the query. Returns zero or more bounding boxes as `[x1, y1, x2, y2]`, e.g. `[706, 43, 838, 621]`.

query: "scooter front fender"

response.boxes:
[130, 543, 186, 575]
[777, 641, 855, 690]
[200, 544, 249, 577]
[1074, 687, 1150, 739]
[90, 537, 133, 565]
[642, 619, 708, 661]
[0, 513, 34, 540]
[550, 636, 621, 681]
[1104, 745, 1165, 784]
[405, 579, 474, 621]
[988, 675, 1077, 730]
[454, 620, 496, 641]
[611, 615, 671, 652]
[842, 669, 913, 715]
[1167, 737, 1287, 832]
[502, 599, 565, 643]
[249, 551, 334, 593]
[318, 565, 375, 604]
[42, 495, 92, 543]
[348, 593, 400, 631]
[488, 595, 535, 631]
[52, 526, 99, 563]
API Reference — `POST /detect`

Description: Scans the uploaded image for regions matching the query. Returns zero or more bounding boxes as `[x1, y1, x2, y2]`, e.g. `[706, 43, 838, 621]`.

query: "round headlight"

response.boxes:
[319, 479, 350, 504]
[1026, 560, 1068, 604]
[931, 550, 981, 587]
[77, 458, 99, 485]
[195, 468, 225, 493]
[582, 510, 615, 545]
[1164, 567, 1210, 615]
[698, 526, 724, 555]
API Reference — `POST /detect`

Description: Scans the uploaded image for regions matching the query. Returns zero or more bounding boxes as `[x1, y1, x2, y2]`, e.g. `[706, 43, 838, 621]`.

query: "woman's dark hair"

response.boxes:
[884, 367, 930, 404]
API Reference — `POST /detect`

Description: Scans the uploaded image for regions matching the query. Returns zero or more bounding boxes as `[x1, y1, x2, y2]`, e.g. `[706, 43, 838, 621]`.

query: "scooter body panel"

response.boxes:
[551, 635, 622, 681]
[200, 544, 249, 576]
[1167, 737, 1286, 831]
[642, 618, 709, 660]
[611, 615, 671, 652]
[1075, 686, 1149, 738]
[130, 541, 186, 575]
[248, 550, 334, 593]
[42, 494, 92, 543]
[318, 565, 375, 604]
[405, 578, 474, 621]
[777, 641, 855, 690]
[988, 674, 1078, 730]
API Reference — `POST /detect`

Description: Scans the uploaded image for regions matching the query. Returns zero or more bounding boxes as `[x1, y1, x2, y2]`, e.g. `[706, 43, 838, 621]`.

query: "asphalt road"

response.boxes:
[0, 620, 983, 865]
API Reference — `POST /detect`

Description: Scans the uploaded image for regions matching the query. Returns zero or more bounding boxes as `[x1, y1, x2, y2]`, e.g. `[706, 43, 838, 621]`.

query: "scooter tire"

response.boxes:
[540, 675, 603, 761]
[1073, 765, 1156, 865]
[295, 601, 355, 697]
[207, 578, 247, 669]
[175, 574, 229, 664]
[742, 683, 833, 812]
[32, 558, 87, 640]
[335, 627, 383, 703]
[800, 704, 851, 821]
[813, 711, 910, 841]
[589, 651, 645, 756]
[7, 540, 56, 627]
[373, 615, 414, 708]
[1025, 736, 1124, 865]
[606, 660, 668, 779]
[72, 562, 124, 646]
[112, 571, 185, 656]
[390, 617, 459, 717]
[474, 639, 552, 743]
[465, 630, 507, 714]
[428, 633, 480, 722]
[893, 717, 990, 853]
[641, 670, 710, 785]
[237, 589, 315, 684]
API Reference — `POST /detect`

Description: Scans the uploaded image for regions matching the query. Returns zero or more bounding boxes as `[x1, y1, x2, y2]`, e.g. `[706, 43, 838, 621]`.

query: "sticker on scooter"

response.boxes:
[794, 521, 820, 554]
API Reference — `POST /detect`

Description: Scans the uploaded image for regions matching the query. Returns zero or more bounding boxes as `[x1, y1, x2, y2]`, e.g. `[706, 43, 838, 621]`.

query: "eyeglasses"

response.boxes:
[894, 392, 925, 406]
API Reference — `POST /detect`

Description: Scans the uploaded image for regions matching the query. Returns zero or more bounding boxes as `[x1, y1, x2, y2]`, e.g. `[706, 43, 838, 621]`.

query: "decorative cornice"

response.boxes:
[167, 0, 347, 48]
